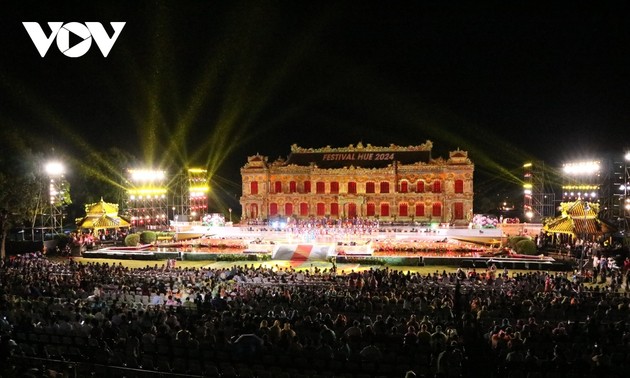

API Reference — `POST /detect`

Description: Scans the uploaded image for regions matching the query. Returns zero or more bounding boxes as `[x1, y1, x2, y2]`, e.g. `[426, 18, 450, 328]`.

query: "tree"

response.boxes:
[0, 130, 44, 258]
[508, 235, 537, 255]
[515, 239, 537, 255]
[125, 233, 140, 246]
[140, 231, 157, 244]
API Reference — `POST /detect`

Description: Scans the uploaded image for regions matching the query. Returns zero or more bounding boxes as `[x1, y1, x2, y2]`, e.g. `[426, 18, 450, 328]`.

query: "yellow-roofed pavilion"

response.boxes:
[76, 198, 131, 231]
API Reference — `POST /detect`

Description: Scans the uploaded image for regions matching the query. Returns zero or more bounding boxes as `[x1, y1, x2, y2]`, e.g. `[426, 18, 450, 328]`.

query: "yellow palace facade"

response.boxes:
[240, 141, 474, 223]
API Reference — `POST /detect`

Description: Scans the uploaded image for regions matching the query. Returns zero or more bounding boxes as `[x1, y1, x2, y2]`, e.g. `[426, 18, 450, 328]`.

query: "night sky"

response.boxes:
[2, 1, 630, 214]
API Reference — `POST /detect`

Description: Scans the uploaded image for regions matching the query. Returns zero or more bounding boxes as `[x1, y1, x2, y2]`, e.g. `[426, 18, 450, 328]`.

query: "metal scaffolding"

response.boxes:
[172, 171, 191, 222]
[523, 161, 556, 222]
[39, 161, 68, 240]
[187, 168, 209, 222]
[559, 155, 630, 230]
[126, 169, 169, 229]
[171, 168, 209, 223]
[611, 154, 630, 233]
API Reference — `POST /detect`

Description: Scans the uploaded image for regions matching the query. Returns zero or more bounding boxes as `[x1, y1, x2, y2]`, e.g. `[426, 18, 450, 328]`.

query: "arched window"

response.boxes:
[330, 203, 339, 216]
[400, 181, 408, 193]
[289, 181, 297, 193]
[348, 182, 357, 194]
[415, 203, 425, 216]
[249, 203, 258, 219]
[284, 203, 293, 216]
[432, 202, 442, 217]
[316, 181, 325, 194]
[365, 182, 375, 193]
[380, 182, 390, 193]
[454, 179, 464, 194]
[433, 180, 442, 193]
[347, 203, 357, 218]
[416, 181, 425, 193]
[274, 181, 282, 194]
[316, 203, 325, 216]
[330, 181, 339, 194]
[303, 181, 311, 193]
[269, 203, 278, 216]
[380, 202, 390, 216]
[454, 202, 464, 219]
[399, 203, 408, 217]
[250, 181, 258, 195]
[366, 203, 376, 216]
[299, 202, 308, 216]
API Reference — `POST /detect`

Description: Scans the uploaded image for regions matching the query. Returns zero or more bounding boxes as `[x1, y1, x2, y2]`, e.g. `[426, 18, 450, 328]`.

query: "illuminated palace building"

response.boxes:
[240, 141, 474, 223]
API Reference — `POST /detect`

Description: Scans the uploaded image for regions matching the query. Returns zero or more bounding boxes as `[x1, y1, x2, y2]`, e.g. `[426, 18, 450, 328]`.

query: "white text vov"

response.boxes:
[23, 22, 125, 58]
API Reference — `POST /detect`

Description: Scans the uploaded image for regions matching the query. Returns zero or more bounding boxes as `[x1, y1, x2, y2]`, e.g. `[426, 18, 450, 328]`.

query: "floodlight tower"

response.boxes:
[617, 152, 630, 232]
[596, 158, 616, 223]
[43, 161, 66, 239]
[580, 202, 591, 272]
[187, 168, 209, 222]
[171, 168, 209, 223]
[523, 161, 556, 222]
[561, 160, 602, 204]
[126, 169, 168, 230]
[172, 171, 190, 223]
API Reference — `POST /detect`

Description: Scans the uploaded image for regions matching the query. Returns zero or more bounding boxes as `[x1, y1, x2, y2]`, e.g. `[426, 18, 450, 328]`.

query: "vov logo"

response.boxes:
[23, 22, 126, 58]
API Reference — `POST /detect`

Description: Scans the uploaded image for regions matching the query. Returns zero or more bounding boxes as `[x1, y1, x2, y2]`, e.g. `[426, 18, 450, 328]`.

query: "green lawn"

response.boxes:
[48, 256, 621, 290]
[53, 256, 557, 276]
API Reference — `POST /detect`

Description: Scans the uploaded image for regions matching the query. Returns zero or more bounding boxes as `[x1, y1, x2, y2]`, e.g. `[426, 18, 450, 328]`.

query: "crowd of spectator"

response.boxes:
[1, 253, 629, 378]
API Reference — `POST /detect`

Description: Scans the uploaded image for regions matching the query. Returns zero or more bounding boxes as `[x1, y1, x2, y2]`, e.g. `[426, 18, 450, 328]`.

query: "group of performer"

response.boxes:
[283, 217, 380, 242]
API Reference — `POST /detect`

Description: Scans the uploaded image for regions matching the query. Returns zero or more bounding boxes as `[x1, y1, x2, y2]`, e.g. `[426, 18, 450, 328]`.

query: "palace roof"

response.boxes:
[543, 200, 615, 236]
[76, 198, 130, 230]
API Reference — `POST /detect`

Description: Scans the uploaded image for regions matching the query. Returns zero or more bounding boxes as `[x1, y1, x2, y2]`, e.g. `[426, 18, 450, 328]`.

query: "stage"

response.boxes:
[82, 246, 570, 271]
[80, 223, 567, 270]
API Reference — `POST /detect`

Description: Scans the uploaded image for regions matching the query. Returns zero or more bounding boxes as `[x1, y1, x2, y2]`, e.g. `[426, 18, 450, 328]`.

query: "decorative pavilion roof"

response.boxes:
[83, 197, 120, 215]
[76, 198, 130, 230]
[543, 200, 614, 237]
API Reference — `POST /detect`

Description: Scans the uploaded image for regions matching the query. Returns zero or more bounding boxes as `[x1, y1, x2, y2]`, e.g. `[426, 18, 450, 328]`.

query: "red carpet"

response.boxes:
[289, 245, 313, 267]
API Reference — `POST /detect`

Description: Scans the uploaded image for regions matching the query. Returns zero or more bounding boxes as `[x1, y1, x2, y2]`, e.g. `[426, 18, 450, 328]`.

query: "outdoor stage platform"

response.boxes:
[81, 223, 568, 270]
[82, 246, 570, 271]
